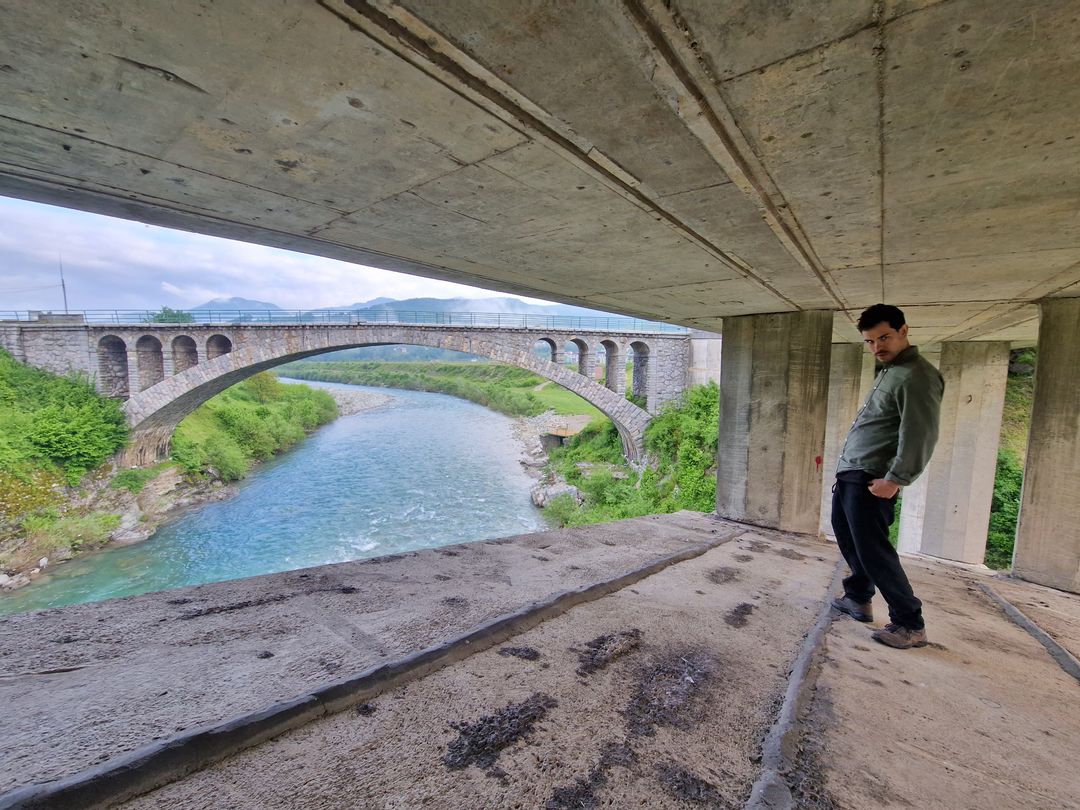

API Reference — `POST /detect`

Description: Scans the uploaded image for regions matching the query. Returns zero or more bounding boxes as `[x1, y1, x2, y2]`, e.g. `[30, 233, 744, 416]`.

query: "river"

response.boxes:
[0, 381, 547, 615]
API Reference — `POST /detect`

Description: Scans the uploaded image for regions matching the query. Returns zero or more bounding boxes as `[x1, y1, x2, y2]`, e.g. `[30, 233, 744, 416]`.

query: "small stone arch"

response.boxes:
[172, 335, 198, 373]
[207, 334, 233, 359]
[629, 340, 651, 404]
[135, 335, 164, 392]
[97, 335, 129, 399]
[600, 339, 623, 394]
[533, 337, 558, 363]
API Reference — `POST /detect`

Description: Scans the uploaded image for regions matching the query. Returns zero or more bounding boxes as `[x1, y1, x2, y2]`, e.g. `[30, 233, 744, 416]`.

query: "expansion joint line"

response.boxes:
[873, 0, 888, 303]
[325, 0, 797, 310]
[620, 0, 850, 316]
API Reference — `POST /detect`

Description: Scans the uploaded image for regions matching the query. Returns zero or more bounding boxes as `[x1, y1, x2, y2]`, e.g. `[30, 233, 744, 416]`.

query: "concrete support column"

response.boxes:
[1014, 298, 1080, 592]
[897, 342, 1009, 563]
[604, 345, 625, 395]
[819, 344, 875, 537]
[717, 310, 832, 534]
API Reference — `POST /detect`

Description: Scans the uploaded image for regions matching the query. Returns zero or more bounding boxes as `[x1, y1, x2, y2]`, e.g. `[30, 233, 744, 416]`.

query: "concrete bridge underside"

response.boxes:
[1, 1, 1078, 589]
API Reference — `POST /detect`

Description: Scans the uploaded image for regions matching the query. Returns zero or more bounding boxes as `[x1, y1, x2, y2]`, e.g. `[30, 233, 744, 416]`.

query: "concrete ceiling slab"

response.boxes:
[0, 0, 1077, 343]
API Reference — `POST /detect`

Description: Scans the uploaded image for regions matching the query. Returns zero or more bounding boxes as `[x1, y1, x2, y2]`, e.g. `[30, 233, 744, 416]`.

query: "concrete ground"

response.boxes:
[2, 513, 1078, 809]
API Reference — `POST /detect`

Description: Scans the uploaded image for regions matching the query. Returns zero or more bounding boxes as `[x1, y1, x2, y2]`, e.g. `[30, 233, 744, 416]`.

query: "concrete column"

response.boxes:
[717, 310, 832, 534]
[1014, 298, 1080, 592]
[896, 342, 1009, 562]
[819, 344, 875, 537]
[604, 344, 625, 395]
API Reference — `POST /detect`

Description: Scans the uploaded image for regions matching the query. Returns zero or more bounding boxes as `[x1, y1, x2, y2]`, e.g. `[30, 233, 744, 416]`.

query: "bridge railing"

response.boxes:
[0, 309, 688, 333]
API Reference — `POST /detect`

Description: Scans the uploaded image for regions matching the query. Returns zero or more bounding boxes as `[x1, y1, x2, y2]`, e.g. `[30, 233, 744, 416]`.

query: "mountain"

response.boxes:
[335, 296, 617, 319]
[191, 297, 283, 311]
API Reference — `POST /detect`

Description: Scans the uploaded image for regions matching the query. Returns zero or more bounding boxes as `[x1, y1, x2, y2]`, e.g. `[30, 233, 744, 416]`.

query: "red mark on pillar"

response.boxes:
[815, 455, 822, 471]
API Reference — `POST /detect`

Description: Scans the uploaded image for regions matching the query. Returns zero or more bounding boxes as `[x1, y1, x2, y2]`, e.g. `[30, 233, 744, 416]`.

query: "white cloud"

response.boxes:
[0, 196, 553, 312]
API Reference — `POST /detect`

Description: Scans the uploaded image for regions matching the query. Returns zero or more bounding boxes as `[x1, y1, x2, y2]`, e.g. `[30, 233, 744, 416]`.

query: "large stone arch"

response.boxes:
[120, 327, 651, 467]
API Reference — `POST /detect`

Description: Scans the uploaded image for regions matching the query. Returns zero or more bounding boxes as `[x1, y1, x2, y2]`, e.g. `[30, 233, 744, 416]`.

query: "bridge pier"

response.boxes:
[119, 427, 175, 469]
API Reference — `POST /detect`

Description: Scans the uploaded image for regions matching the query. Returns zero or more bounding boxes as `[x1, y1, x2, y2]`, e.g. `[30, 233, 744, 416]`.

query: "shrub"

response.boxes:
[111, 467, 161, 494]
[986, 449, 1023, 569]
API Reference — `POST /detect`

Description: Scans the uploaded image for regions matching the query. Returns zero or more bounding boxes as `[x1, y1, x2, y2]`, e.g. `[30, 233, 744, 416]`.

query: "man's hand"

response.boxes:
[868, 479, 901, 499]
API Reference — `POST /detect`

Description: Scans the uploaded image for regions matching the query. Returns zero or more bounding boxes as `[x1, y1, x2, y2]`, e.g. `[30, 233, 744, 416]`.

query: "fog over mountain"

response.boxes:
[193, 295, 618, 319]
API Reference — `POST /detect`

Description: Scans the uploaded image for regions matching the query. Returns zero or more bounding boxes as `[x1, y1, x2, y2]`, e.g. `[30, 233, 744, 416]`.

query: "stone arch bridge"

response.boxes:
[0, 319, 696, 465]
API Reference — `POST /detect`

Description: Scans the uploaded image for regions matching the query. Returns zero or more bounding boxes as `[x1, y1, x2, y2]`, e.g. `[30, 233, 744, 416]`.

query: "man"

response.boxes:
[831, 303, 944, 649]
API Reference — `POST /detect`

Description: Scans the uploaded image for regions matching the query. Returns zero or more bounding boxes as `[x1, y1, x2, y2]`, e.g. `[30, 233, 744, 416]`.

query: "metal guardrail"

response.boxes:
[0, 309, 688, 333]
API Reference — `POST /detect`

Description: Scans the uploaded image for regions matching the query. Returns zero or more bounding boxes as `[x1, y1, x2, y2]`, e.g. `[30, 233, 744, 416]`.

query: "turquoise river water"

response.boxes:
[0, 381, 546, 615]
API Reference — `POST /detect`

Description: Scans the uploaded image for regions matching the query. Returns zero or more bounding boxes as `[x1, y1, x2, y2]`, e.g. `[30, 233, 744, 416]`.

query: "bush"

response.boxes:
[24, 510, 122, 553]
[986, 449, 1023, 569]
[111, 467, 161, 494]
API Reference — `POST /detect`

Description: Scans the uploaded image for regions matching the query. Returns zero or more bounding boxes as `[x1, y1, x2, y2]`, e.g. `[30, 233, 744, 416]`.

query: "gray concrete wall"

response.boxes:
[688, 331, 723, 388]
[717, 311, 832, 534]
[1013, 298, 1080, 592]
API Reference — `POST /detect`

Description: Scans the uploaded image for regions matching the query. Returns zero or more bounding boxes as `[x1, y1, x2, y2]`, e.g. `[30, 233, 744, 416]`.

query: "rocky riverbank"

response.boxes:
[510, 412, 594, 509]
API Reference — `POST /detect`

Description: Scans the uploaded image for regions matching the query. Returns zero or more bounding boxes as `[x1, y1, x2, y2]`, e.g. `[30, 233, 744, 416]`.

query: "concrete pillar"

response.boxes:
[717, 310, 832, 534]
[819, 344, 875, 537]
[604, 344, 625, 395]
[896, 342, 1009, 563]
[1014, 298, 1080, 592]
[688, 330, 723, 386]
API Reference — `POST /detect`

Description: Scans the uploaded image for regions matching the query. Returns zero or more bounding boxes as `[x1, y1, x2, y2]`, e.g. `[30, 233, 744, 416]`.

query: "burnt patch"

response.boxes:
[733, 554, 754, 563]
[499, 646, 541, 661]
[724, 603, 755, 628]
[364, 554, 406, 564]
[625, 649, 714, 736]
[654, 762, 733, 808]
[255, 651, 274, 659]
[744, 540, 770, 553]
[443, 692, 557, 772]
[706, 567, 739, 585]
[546, 742, 637, 809]
[776, 548, 807, 561]
[576, 629, 642, 676]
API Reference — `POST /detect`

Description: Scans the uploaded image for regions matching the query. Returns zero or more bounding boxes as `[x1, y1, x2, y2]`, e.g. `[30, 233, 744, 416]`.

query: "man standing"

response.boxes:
[831, 304, 944, 649]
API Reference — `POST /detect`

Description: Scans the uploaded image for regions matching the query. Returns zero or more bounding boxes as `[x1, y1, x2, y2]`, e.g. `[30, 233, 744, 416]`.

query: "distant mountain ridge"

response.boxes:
[193, 295, 618, 319]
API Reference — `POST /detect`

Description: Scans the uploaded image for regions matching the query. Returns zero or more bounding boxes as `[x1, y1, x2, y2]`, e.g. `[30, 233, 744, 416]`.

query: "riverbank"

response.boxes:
[0, 385, 393, 594]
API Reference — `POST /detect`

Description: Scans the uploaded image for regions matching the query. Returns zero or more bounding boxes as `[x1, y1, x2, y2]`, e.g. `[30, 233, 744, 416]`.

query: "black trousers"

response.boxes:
[831, 471, 924, 630]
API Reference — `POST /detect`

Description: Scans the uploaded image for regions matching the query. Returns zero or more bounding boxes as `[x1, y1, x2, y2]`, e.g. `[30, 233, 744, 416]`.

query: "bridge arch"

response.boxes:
[206, 334, 233, 359]
[135, 335, 165, 392]
[172, 335, 199, 373]
[97, 335, 129, 399]
[120, 327, 652, 468]
[629, 340, 651, 405]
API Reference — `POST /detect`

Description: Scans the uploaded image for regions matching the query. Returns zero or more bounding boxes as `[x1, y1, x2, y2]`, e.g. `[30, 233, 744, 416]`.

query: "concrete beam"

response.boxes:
[717, 310, 832, 533]
[897, 342, 1009, 563]
[1014, 298, 1080, 593]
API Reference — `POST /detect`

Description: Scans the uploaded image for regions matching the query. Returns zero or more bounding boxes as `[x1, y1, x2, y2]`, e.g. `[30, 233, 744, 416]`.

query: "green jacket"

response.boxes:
[836, 346, 944, 486]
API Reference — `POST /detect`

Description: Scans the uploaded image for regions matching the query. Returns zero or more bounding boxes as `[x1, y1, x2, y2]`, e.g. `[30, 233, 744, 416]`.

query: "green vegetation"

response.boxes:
[111, 466, 164, 494]
[984, 349, 1035, 569]
[0, 349, 128, 489]
[532, 382, 602, 417]
[170, 372, 337, 481]
[146, 306, 194, 323]
[281, 361, 553, 418]
[545, 383, 719, 527]
[22, 509, 122, 556]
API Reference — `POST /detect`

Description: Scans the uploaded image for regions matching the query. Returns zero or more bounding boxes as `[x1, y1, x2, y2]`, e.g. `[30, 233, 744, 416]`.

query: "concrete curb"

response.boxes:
[744, 559, 845, 810]
[0, 531, 737, 810]
[977, 582, 1080, 685]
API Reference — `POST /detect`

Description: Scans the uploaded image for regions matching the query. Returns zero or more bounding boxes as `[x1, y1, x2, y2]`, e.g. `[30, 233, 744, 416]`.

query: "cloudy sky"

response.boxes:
[0, 196, 550, 313]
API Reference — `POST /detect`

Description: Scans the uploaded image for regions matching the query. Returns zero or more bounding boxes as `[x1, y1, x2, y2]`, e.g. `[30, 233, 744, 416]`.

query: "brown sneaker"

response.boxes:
[872, 623, 928, 649]
[831, 596, 873, 623]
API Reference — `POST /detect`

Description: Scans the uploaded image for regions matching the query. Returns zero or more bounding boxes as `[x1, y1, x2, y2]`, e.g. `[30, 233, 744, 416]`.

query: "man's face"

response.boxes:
[860, 321, 909, 363]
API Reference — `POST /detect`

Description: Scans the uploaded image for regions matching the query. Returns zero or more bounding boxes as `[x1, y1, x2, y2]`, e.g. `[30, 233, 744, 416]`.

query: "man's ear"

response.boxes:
[898, 324, 909, 339]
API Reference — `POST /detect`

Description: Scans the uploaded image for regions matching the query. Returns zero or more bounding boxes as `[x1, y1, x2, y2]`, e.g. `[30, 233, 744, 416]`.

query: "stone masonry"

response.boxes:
[0, 320, 697, 466]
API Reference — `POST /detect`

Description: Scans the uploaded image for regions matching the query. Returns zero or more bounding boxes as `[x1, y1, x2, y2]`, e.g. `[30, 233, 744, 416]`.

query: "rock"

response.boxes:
[531, 482, 584, 508]
[38, 557, 49, 569]
[0, 573, 11, 588]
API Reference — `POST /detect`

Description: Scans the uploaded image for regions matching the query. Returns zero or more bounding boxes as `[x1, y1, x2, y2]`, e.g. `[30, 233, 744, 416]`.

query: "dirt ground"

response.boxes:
[3, 514, 1079, 809]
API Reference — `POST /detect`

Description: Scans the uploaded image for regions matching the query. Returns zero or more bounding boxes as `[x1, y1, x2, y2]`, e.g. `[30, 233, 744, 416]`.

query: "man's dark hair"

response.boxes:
[857, 303, 906, 332]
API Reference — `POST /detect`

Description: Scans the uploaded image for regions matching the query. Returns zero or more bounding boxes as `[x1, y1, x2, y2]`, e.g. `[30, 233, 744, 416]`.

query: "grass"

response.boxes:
[531, 382, 602, 417]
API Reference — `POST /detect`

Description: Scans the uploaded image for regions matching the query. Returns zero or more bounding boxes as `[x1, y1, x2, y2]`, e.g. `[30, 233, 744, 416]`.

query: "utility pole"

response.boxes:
[59, 255, 69, 314]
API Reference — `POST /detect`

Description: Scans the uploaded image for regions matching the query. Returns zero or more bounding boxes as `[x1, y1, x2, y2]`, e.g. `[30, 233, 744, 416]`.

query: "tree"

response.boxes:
[146, 307, 194, 323]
